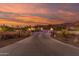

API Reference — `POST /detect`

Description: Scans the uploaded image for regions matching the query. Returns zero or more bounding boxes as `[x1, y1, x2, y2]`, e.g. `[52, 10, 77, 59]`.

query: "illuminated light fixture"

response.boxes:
[41, 27, 43, 30]
[28, 28, 31, 31]
[0, 27, 2, 31]
[50, 28, 54, 31]
[31, 28, 35, 30]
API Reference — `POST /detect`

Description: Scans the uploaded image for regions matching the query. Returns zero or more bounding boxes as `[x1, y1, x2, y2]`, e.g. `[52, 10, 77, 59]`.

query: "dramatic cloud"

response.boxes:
[0, 3, 78, 25]
[0, 4, 50, 14]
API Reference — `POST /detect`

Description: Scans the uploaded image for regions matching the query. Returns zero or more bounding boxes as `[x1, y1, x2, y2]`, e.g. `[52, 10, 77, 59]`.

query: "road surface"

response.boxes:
[0, 32, 79, 56]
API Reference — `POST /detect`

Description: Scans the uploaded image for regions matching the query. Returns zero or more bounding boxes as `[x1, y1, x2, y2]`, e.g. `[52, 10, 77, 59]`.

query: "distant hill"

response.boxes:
[57, 21, 79, 27]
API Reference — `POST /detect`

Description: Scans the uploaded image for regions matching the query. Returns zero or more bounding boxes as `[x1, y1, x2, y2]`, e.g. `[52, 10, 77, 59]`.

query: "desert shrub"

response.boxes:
[0, 30, 31, 40]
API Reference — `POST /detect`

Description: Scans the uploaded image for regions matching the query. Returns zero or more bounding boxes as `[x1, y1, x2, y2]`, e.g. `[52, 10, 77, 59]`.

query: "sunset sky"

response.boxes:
[0, 3, 78, 26]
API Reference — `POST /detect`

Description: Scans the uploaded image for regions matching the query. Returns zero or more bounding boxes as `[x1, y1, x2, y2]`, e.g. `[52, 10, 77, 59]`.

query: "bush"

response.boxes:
[0, 31, 31, 40]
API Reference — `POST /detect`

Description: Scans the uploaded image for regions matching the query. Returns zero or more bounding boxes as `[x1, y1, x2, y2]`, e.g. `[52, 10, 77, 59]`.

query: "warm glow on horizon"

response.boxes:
[0, 19, 26, 26]
[0, 16, 64, 26]
[15, 16, 64, 24]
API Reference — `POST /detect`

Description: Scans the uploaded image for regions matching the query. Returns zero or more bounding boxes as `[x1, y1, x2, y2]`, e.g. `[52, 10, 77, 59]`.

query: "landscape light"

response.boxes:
[50, 28, 54, 31]
[0, 27, 2, 31]
[41, 27, 43, 30]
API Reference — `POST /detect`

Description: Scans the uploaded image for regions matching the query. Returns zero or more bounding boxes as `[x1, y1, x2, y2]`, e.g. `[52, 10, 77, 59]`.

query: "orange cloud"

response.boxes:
[0, 4, 49, 14]
[15, 16, 64, 25]
[0, 19, 26, 26]
[0, 4, 69, 25]
[0, 16, 64, 26]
